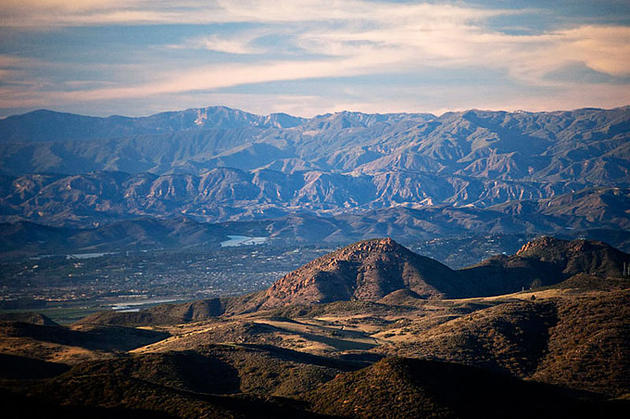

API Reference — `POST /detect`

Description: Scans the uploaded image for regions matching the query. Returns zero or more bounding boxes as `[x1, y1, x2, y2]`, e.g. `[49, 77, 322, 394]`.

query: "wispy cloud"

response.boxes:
[169, 30, 273, 55]
[0, 1, 499, 27]
[50, 55, 394, 101]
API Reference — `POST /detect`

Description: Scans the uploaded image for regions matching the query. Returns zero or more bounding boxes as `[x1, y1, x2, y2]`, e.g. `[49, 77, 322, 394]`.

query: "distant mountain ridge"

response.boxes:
[1, 105, 628, 239]
[1, 107, 627, 185]
[0, 106, 306, 143]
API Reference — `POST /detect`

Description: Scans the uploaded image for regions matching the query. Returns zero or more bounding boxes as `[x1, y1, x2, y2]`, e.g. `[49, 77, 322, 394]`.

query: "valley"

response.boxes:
[0, 233, 537, 323]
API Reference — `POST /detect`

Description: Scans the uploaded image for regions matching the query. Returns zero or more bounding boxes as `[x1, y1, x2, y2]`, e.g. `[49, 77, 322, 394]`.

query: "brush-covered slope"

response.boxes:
[515, 236, 630, 277]
[378, 300, 558, 377]
[3, 344, 348, 418]
[0, 315, 169, 362]
[303, 357, 624, 419]
[0, 389, 171, 419]
[531, 290, 630, 396]
[458, 236, 630, 296]
[75, 298, 232, 327]
[0, 312, 59, 326]
[0, 353, 69, 379]
[382, 290, 630, 397]
[60, 344, 356, 397]
[19, 373, 319, 419]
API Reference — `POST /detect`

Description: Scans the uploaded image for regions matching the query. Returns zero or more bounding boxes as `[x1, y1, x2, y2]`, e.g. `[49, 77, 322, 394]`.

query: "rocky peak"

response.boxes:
[325, 237, 402, 260]
[516, 236, 563, 256]
[255, 238, 458, 309]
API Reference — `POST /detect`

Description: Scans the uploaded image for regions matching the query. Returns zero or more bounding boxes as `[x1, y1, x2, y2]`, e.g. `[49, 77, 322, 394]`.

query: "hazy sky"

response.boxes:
[1, 0, 629, 117]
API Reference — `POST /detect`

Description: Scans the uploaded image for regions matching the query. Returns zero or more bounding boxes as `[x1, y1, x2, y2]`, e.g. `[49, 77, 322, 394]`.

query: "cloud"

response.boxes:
[189, 35, 259, 55]
[4, 1, 628, 82]
[552, 25, 630, 77]
[169, 30, 274, 55]
[0, 1, 628, 116]
[0, 54, 44, 85]
[293, 19, 630, 84]
[0, 54, 39, 68]
[54, 54, 395, 101]
[0, 1, 500, 27]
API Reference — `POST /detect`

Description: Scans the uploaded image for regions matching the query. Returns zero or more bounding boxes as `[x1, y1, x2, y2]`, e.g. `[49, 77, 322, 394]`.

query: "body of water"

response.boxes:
[220, 235, 268, 247]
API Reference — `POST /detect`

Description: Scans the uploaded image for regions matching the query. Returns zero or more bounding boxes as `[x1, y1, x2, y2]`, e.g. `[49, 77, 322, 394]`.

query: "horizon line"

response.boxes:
[2, 104, 629, 121]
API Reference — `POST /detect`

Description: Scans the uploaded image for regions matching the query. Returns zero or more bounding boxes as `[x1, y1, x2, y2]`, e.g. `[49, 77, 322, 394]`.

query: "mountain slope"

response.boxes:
[76, 298, 231, 327]
[515, 235, 629, 277]
[260, 236, 629, 305]
[0, 316, 170, 363]
[379, 290, 630, 397]
[303, 357, 623, 419]
[458, 236, 630, 295]
[3, 106, 628, 181]
[0, 217, 228, 258]
[256, 238, 464, 309]
[2, 190, 630, 259]
[1, 170, 628, 228]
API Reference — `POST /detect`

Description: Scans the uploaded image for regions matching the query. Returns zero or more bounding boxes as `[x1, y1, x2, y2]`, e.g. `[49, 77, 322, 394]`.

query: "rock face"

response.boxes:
[257, 238, 460, 309]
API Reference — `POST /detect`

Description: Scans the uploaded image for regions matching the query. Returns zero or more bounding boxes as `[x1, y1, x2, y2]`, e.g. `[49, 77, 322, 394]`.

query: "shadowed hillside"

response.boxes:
[379, 290, 630, 396]
[0, 316, 169, 363]
[457, 236, 630, 296]
[303, 357, 625, 418]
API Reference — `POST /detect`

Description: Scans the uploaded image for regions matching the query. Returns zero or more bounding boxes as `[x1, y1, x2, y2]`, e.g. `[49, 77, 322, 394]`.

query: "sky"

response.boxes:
[0, 0, 629, 118]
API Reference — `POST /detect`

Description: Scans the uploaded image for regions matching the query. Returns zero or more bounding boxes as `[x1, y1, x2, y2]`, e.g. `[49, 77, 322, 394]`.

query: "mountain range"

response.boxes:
[2, 106, 628, 184]
[0, 106, 629, 233]
[2, 187, 629, 259]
